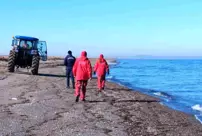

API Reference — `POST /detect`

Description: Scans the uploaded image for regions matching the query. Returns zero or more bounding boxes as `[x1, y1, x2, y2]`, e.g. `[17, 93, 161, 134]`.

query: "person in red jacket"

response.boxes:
[94, 54, 109, 92]
[73, 51, 92, 102]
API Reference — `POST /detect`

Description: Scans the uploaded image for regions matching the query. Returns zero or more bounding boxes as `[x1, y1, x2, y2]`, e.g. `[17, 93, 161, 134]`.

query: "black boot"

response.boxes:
[75, 95, 79, 102]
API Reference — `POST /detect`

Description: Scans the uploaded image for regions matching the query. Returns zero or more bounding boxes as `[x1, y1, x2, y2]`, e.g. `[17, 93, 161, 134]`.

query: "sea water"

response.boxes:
[107, 59, 202, 123]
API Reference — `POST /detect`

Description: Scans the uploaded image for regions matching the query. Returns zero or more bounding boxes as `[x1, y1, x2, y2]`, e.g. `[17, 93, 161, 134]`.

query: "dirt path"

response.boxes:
[0, 65, 202, 136]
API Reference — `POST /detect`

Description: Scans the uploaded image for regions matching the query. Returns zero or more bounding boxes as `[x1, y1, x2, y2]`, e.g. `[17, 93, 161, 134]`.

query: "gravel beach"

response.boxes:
[0, 60, 202, 136]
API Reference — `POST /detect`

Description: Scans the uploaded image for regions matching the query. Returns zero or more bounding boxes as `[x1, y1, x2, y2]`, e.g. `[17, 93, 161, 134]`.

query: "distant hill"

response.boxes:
[118, 55, 202, 59]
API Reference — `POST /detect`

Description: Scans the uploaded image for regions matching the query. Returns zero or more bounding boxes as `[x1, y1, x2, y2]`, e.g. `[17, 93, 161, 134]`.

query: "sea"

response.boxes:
[106, 59, 202, 124]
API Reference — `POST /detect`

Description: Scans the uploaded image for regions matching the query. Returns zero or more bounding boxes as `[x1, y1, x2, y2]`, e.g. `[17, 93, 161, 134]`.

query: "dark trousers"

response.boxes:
[66, 68, 75, 88]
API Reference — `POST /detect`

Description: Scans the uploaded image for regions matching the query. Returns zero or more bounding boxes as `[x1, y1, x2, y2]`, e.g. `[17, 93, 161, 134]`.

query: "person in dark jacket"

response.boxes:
[64, 50, 76, 89]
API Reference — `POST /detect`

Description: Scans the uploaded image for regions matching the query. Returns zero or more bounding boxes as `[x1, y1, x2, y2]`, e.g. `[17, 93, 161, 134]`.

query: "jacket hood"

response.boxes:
[80, 51, 87, 60]
[99, 54, 104, 59]
[99, 54, 105, 62]
[81, 51, 87, 57]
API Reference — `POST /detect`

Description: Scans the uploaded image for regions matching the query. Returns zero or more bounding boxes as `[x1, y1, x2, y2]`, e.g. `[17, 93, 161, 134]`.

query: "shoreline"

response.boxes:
[0, 60, 202, 135]
[108, 79, 202, 124]
[101, 80, 202, 135]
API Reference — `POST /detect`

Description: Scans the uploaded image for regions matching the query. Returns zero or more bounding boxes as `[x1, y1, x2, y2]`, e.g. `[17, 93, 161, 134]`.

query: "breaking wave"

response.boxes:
[192, 104, 202, 112]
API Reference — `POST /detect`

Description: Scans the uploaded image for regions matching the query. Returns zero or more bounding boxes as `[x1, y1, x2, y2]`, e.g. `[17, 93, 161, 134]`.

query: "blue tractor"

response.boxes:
[8, 35, 47, 75]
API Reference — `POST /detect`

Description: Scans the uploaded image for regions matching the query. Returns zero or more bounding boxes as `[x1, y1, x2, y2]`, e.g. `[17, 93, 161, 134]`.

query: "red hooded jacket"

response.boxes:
[94, 54, 109, 76]
[73, 51, 92, 80]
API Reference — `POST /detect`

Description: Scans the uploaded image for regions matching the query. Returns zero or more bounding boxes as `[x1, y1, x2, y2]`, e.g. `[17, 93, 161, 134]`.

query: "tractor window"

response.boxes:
[20, 40, 33, 49]
[32, 41, 38, 49]
[12, 39, 20, 46]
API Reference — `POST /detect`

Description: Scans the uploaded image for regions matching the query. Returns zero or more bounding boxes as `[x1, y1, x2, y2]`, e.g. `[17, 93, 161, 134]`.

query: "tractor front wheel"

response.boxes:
[31, 55, 40, 75]
[8, 50, 16, 72]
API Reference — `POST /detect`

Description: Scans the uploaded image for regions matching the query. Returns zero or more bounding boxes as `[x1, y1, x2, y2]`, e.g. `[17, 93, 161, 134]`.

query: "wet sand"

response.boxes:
[0, 60, 202, 136]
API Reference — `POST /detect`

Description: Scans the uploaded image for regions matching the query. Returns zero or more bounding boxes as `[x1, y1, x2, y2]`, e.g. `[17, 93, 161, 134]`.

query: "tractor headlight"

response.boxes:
[15, 49, 18, 52]
[31, 50, 38, 55]
[14, 46, 18, 52]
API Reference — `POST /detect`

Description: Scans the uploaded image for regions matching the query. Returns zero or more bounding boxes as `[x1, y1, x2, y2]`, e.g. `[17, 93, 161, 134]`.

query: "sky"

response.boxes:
[0, 0, 202, 58]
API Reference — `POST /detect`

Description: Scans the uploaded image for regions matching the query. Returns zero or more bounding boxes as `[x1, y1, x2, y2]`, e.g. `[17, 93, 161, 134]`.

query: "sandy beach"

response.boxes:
[0, 59, 202, 136]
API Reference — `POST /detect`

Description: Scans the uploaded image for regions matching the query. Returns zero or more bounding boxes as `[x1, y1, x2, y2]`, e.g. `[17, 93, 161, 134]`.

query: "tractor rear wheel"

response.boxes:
[31, 55, 40, 75]
[8, 50, 16, 72]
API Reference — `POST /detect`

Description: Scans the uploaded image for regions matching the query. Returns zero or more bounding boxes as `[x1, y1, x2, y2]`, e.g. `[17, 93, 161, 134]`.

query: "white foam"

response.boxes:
[192, 104, 202, 112]
[106, 75, 113, 79]
[153, 92, 169, 98]
[153, 92, 162, 96]
[108, 62, 117, 65]
[153, 92, 171, 102]
[160, 102, 164, 105]
[194, 115, 202, 124]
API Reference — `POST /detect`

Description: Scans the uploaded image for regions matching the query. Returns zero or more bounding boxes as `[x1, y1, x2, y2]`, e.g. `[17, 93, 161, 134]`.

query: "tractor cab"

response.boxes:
[12, 35, 47, 61]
